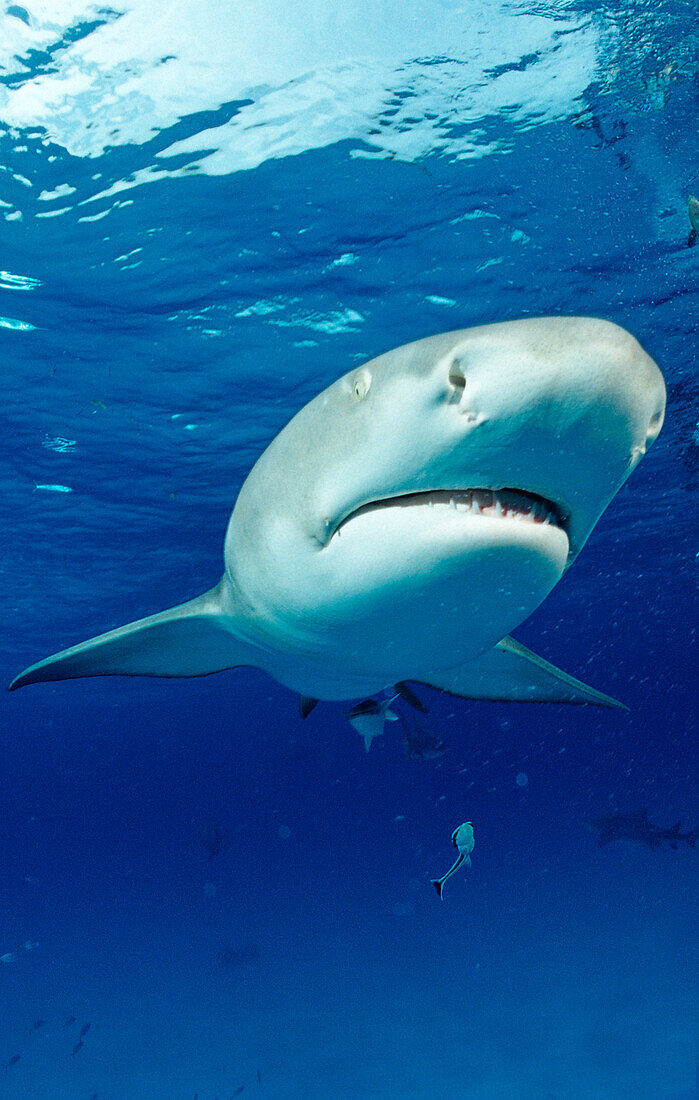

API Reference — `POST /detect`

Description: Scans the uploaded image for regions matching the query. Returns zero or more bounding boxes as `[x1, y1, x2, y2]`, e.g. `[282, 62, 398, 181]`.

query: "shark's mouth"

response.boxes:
[333, 488, 568, 540]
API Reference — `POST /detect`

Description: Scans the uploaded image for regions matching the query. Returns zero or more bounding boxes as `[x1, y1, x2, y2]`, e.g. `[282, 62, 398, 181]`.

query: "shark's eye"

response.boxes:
[352, 370, 371, 401]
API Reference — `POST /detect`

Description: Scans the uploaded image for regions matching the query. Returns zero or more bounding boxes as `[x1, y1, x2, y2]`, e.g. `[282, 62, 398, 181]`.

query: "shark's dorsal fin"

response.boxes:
[9, 579, 257, 690]
[414, 636, 627, 709]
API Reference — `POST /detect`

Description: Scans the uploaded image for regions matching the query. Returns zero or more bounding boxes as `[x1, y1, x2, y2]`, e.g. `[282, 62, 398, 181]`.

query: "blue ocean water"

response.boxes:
[1, 2, 697, 1097]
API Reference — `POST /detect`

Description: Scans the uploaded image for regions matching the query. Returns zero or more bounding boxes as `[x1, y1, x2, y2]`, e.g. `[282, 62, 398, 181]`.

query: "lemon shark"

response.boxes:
[9, 317, 666, 708]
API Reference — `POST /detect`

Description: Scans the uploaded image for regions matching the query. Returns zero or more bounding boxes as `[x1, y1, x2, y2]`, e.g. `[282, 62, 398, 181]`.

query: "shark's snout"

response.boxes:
[432, 319, 666, 561]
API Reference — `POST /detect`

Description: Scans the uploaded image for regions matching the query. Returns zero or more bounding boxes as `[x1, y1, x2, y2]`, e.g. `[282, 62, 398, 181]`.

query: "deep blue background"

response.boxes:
[1, 4, 697, 1097]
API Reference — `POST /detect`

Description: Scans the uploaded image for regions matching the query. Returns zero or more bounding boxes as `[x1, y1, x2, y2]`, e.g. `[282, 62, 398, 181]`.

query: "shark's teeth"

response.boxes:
[334, 487, 566, 539]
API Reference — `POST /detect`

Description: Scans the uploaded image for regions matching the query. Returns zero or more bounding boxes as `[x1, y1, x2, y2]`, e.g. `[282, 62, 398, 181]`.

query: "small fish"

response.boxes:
[347, 694, 399, 752]
[231, 1088, 245, 1097]
[4, 1054, 20, 1069]
[72, 1040, 84, 1055]
[0, 952, 15, 964]
[432, 821, 475, 899]
[79, 1022, 91, 1039]
[30, 1019, 46, 1032]
[63, 1016, 76, 1027]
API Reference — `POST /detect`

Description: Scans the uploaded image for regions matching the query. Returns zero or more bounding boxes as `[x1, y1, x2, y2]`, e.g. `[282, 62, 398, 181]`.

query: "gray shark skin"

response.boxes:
[9, 318, 666, 710]
[589, 809, 699, 850]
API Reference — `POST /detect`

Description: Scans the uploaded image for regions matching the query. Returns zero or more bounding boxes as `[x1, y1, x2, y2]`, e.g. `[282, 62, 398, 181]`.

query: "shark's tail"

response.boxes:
[431, 878, 446, 899]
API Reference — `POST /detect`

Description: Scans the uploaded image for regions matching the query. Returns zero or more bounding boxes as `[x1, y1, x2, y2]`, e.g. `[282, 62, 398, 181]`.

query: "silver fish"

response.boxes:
[347, 694, 399, 752]
[432, 822, 475, 899]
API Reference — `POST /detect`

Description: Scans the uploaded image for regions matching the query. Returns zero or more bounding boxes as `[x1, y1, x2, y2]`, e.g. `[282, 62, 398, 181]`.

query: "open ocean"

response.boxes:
[1, 2, 697, 1097]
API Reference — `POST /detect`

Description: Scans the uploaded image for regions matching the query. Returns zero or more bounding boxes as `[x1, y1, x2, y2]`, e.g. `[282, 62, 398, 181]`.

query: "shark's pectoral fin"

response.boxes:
[414, 636, 627, 709]
[394, 682, 427, 712]
[9, 579, 256, 690]
[299, 696, 319, 719]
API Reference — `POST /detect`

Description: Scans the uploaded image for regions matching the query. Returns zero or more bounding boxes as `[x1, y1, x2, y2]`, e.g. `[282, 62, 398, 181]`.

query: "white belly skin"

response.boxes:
[228, 506, 570, 699]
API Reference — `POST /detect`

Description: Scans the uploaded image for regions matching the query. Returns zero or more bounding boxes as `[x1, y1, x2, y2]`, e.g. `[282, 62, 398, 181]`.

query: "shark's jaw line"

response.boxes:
[329, 486, 568, 545]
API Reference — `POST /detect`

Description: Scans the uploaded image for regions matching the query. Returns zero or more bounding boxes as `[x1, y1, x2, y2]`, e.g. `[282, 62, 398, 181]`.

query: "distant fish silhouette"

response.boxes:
[63, 1016, 76, 1027]
[688, 195, 699, 247]
[198, 821, 223, 859]
[400, 714, 446, 760]
[4, 1054, 20, 1069]
[30, 1019, 46, 1032]
[72, 1040, 84, 1055]
[231, 1088, 245, 1097]
[589, 808, 698, 850]
[217, 942, 260, 970]
[432, 822, 475, 899]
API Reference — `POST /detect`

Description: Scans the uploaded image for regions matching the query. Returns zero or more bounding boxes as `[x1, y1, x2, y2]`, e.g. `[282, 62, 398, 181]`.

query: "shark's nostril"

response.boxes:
[448, 359, 466, 402]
